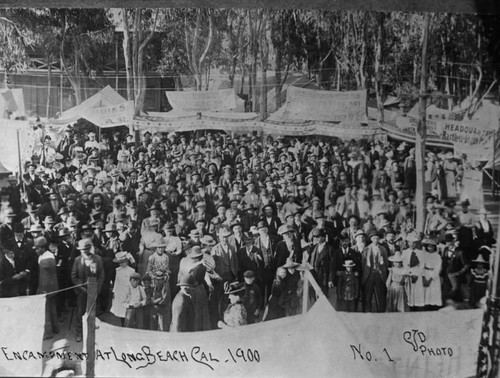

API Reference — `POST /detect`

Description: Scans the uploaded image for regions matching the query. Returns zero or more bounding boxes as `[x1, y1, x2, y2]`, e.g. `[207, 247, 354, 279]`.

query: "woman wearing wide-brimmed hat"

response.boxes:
[217, 282, 247, 328]
[110, 252, 136, 325]
[421, 238, 442, 309]
[385, 252, 408, 313]
[138, 218, 163, 278]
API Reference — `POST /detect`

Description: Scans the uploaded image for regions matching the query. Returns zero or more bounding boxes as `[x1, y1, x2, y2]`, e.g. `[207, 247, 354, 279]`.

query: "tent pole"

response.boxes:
[303, 271, 309, 314]
[85, 277, 97, 378]
[492, 131, 496, 198]
[16, 128, 22, 182]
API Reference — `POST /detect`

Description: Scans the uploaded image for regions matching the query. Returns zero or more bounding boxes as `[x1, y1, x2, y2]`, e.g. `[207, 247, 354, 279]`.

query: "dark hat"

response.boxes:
[175, 206, 186, 214]
[33, 236, 48, 248]
[257, 220, 268, 229]
[13, 223, 25, 233]
[57, 207, 69, 216]
[369, 231, 381, 239]
[224, 281, 245, 295]
[80, 224, 94, 233]
[230, 221, 242, 230]
[312, 228, 326, 238]
[130, 272, 141, 281]
[243, 232, 254, 241]
[148, 204, 161, 212]
[243, 270, 255, 278]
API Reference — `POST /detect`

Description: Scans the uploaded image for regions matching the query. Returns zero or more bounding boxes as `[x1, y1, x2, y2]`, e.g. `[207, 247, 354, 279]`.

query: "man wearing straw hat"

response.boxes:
[71, 238, 105, 342]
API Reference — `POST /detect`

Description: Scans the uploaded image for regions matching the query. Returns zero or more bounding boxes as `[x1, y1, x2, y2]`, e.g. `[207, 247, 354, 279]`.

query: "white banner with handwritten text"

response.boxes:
[275, 86, 367, 123]
[82, 100, 135, 128]
[166, 89, 238, 113]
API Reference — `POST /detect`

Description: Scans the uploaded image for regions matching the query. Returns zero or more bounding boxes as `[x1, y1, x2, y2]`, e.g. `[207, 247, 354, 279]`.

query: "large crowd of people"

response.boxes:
[0, 126, 496, 341]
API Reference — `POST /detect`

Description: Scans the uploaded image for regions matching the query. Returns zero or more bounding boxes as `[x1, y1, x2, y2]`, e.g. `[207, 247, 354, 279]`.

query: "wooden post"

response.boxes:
[302, 271, 309, 315]
[60, 57, 64, 114]
[16, 128, 22, 182]
[85, 276, 97, 378]
[115, 33, 119, 92]
[415, 13, 431, 233]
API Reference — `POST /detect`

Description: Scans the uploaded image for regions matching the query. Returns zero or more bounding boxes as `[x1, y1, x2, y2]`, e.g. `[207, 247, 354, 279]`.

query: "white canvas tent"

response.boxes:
[50, 85, 127, 126]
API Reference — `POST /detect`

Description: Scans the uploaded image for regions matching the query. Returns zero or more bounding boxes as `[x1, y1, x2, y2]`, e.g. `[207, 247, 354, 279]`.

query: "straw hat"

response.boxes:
[343, 260, 356, 267]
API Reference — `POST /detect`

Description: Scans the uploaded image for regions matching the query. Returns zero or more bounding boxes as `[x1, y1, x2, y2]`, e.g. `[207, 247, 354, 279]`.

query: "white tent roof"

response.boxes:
[53, 85, 127, 124]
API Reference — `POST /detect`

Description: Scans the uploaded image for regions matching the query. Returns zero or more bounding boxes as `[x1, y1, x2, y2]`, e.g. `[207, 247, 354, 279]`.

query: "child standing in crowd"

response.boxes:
[385, 252, 408, 312]
[283, 259, 301, 317]
[336, 260, 359, 312]
[243, 270, 263, 324]
[264, 267, 287, 321]
[469, 254, 489, 308]
[110, 252, 135, 326]
[123, 272, 146, 329]
[142, 274, 154, 330]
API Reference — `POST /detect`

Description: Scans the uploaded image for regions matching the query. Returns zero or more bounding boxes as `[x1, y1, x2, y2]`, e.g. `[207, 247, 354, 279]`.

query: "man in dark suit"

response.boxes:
[39, 189, 64, 220]
[0, 245, 28, 297]
[275, 225, 302, 268]
[304, 228, 332, 295]
[253, 221, 278, 300]
[237, 233, 263, 282]
[71, 239, 105, 342]
[260, 204, 281, 238]
[0, 208, 17, 246]
[11, 223, 38, 295]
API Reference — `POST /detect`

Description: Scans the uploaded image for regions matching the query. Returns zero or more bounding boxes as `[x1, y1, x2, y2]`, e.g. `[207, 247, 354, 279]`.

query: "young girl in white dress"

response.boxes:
[110, 252, 136, 326]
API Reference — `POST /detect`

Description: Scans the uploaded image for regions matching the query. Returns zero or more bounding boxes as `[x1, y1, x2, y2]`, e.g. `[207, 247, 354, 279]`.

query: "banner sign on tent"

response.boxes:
[394, 116, 495, 147]
[276, 86, 367, 123]
[436, 119, 495, 145]
[166, 89, 237, 113]
[82, 100, 135, 128]
[395, 116, 440, 136]
[132, 115, 380, 140]
[0, 295, 46, 377]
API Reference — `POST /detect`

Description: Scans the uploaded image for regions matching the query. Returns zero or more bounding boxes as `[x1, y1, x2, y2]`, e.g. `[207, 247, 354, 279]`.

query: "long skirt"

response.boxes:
[386, 283, 408, 312]
[192, 284, 211, 332]
[171, 288, 195, 332]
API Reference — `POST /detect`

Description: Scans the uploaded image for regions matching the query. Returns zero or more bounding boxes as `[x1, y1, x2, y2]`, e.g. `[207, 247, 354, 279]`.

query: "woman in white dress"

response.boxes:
[110, 252, 136, 325]
[421, 238, 442, 309]
[401, 232, 425, 310]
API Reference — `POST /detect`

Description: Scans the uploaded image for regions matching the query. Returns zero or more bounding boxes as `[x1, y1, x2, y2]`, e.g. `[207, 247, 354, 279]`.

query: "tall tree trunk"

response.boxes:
[259, 10, 269, 120]
[374, 13, 385, 122]
[122, 9, 134, 101]
[134, 9, 158, 115]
